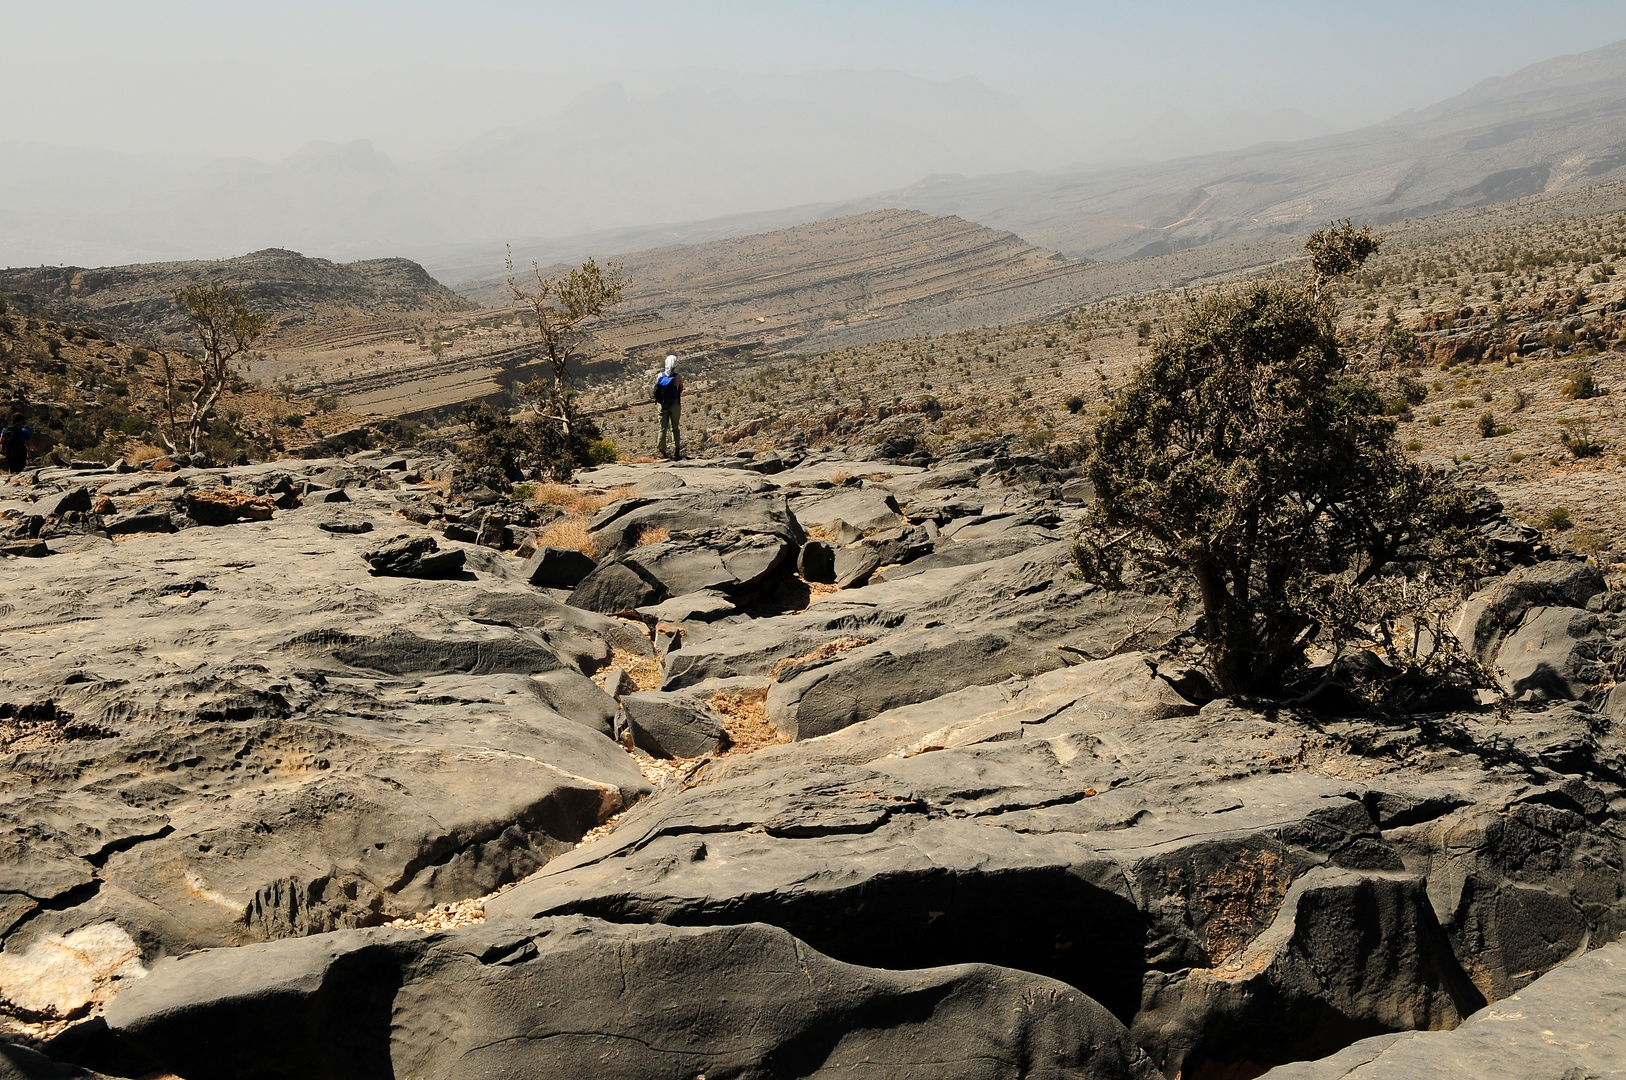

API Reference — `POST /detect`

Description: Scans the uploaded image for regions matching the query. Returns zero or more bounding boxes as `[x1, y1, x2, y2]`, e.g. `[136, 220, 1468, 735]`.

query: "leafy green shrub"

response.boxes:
[283, 413, 305, 428]
[1546, 506, 1573, 531]
[1405, 439, 1423, 452]
[1065, 396, 1084, 414]
[510, 483, 537, 501]
[1072, 276, 1487, 696]
[1477, 412, 1497, 438]
[585, 438, 618, 465]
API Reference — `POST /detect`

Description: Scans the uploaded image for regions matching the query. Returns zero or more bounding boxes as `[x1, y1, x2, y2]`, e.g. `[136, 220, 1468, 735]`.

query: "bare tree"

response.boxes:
[167, 284, 266, 455]
[505, 249, 629, 436]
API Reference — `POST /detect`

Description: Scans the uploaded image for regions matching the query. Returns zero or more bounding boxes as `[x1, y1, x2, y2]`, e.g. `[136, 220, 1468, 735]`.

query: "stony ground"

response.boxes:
[0, 443, 1623, 1079]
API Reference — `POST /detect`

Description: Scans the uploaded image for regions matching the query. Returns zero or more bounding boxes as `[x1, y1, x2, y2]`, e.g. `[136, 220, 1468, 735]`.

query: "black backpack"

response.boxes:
[653, 373, 678, 405]
[0, 425, 25, 457]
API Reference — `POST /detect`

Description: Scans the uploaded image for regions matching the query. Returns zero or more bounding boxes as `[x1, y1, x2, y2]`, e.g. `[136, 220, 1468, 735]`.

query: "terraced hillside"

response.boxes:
[457, 209, 1091, 349]
[259, 209, 1108, 419]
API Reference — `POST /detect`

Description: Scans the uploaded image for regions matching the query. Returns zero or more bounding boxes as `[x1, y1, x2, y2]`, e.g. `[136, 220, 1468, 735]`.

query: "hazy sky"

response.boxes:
[8, 1, 1626, 166]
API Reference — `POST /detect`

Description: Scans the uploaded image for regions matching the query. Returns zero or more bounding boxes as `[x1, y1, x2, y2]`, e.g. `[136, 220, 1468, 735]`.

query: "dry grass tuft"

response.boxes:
[635, 524, 670, 546]
[536, 516, 596, 557]
[710, 687, 787, 752]
[123, 443, 168, 465]
[593, 647, 664, 692]
[771, 636, 871, 680]
[828, 471, 853, 484]
[529, 482, 635, 516]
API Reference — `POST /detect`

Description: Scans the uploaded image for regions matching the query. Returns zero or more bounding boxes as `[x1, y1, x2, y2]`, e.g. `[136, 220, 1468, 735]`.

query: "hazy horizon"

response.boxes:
[6, 1, 1626, 270]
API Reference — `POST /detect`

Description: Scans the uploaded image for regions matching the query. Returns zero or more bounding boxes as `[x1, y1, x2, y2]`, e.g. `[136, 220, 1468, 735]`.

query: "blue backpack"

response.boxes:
[653, 373, 679, 405]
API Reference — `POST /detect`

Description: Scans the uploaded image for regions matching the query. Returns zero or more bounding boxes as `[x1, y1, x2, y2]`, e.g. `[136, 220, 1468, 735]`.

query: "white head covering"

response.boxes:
[664, 354, 678, 373]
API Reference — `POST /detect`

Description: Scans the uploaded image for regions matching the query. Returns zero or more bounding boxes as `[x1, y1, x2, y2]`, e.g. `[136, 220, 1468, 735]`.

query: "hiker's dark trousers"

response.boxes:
[659, 401, 682, 459]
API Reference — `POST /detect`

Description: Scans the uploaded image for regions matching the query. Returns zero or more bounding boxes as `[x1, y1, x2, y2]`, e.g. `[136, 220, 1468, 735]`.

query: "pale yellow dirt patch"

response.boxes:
[803, 581, 843, 604]
[710, 687, 787, 752]
[593, 648, 663, 692]
[771, 636, 871, 679]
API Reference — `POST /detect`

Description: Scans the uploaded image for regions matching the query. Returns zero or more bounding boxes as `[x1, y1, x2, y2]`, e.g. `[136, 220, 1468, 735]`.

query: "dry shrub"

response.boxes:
[828, 471, 853, 484]
[530, 482, 635, 516]
[123, 443, 167, 465]
[710, 686, 786, 752]
[536, 516, 596, 557]
[635, 525, 670, 546]
[771, 636, 871, 680]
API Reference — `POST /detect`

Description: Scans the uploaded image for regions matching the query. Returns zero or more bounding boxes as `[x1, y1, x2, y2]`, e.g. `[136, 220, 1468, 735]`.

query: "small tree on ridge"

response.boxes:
[165, 283, 266, 455]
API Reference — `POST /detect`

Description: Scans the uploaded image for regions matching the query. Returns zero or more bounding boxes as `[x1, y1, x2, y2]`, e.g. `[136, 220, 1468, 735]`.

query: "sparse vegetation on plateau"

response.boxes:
[1071, 228, 1493, 699]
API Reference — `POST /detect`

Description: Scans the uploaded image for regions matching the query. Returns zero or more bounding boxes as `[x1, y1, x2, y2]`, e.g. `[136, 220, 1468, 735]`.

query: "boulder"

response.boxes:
[620, 691, 726, 758]
[185, 489, 278, 525]
[32, 486, 92, 518]
[0, 1042, 114, 1079]
[102, 507, 175, 535]
[1494, 605, 1609, 700]
[361, 535, 466, 578]
[832, 526, 934, 587]
[316, 515, 373, 534]
[307, 488, 350, 504]
[637, 590, 738, 623]
[767, 625, 1076, 740]
[797, 539, 836, 583]
[600, 667, 638, 700]
[1454, 560, 1607, 662]
[1266, 941, 1626, 1080]
[521, 545, 597, 589]
[589, 491, 803, 559]
[795, 488, 904, 534]
[567, 561, 663, 614]
[529, 669, 620, 736]
[105, 917, 1157, 1080]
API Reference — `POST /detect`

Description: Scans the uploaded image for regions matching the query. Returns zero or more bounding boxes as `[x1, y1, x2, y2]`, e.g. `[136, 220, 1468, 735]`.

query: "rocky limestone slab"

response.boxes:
[1263, 939, 1626, 1079]
[106, 916, 1157, 1080]
[0, 493, 649, 996]
[490, 652, 1626, 1078]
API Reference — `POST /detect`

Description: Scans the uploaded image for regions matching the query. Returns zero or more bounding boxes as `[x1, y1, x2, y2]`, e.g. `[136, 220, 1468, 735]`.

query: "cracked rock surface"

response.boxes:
[3, 447, 1626, 1079]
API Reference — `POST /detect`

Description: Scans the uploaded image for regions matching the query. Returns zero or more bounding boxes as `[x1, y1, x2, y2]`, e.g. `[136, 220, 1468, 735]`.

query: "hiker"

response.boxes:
[653, 354, 685, 460]
[1, 413, 34, 474]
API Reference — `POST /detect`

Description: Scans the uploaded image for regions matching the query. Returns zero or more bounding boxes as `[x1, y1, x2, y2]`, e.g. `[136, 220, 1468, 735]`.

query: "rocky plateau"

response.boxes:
[0, 442, 1623, 1079]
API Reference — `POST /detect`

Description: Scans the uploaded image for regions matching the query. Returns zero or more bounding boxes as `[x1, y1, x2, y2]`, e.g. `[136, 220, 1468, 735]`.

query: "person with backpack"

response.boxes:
[653, 354, 685, 460]
[1, 413, 34, 474]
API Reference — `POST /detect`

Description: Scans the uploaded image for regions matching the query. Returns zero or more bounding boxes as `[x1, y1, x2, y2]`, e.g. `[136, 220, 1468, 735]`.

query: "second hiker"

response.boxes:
[653, 354, 684, 460]
[1, 412, 35, 474]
